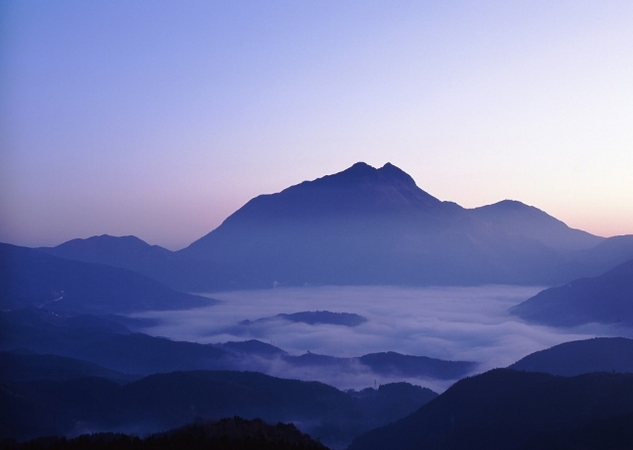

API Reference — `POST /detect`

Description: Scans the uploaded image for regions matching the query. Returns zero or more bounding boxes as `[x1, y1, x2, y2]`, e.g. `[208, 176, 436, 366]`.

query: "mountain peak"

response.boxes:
[52, 234, 156, 252]
[315, 162, 421, 194]
[349, 161, 374, 170]
[378, 162, 417, 187]
[491, 199, 530, 209]
[289, 161, 441, 210]
[470, 200, 602, 250]
[182, 162, 449, 263]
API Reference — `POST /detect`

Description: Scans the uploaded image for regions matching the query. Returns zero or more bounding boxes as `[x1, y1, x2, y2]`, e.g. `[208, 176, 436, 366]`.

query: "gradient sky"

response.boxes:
[2, 1, 632, 250]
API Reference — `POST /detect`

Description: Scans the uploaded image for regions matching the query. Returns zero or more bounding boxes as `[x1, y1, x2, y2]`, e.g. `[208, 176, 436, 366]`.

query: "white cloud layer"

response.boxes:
[132, 285, 631, 391]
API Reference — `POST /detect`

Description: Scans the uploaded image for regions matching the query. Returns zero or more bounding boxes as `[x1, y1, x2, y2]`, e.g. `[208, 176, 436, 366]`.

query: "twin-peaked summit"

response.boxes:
[179, 162, 617, 287]
[208, 162, 447, 224]
[288, 161, 444, 212]
[182, 162, 455, 266]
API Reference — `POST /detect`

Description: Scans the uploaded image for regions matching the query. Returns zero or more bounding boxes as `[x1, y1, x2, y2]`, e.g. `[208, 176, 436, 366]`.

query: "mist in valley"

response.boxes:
[130, 285, 627, 392]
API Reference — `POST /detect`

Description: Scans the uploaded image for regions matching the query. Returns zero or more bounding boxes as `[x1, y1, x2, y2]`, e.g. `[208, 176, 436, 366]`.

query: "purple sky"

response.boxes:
[2, 1, 632, 250]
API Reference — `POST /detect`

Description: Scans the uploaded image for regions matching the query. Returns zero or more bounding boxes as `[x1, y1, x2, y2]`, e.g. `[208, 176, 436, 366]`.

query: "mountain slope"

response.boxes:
[358, 352, 475, 379]
[179, 162, 589, 287]
[0, 308, 233, 376]
[0, 351, 134, 383]
[509, 337, 633, 376]
[510, 258, 633, 326]
[470, 200, 603, 250]
[348, 369, 633, 450]
[0, 243, 214, 314]
[40, 235, 243, 291]
[42, 234, 173, 267]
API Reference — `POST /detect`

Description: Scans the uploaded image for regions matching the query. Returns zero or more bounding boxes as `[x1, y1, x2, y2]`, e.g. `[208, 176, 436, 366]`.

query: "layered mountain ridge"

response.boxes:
[511, 258, 633, 326]
[178, 162, 631, 287]
[5, 162, 633, 450]
[509, 337, 633, 376]
[0, 243, 214, 314]
[38, 162, 633, 290]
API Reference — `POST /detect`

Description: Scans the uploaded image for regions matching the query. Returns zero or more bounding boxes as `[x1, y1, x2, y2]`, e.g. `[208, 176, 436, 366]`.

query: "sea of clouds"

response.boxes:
[132, 285, 629, 392]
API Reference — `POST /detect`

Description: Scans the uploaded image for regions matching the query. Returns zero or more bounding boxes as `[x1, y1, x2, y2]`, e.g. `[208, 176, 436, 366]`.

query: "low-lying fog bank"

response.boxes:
[131, 285, 629, 391]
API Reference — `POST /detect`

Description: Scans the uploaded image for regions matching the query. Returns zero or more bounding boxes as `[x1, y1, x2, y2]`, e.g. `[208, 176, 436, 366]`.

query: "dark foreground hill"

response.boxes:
[41, 163, 633, 290]
[0, 243, 213, 314]
[510, 258, 633, 327]
[347, 369, 633, 450]
[2, 417, 329, 450]
[0, 370, 436, 448]
[509, 337, 633, 376]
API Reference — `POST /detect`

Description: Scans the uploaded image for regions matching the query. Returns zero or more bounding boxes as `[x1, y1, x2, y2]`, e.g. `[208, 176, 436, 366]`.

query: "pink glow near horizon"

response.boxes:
[1, 1, 632, 249]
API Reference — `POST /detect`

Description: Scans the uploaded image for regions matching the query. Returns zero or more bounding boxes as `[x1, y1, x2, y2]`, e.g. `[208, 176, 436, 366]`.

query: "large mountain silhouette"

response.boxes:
[178, 162, 630, 287]
[180, 162, 468, 285]
[40, 162, 633, 289]
[510, 258, 633, 327]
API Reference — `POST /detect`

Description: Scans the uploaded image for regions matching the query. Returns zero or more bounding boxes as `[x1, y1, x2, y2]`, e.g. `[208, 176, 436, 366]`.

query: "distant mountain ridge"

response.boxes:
[0, 243, 214, 314]
[470, 199, 603, 250]
[0, 351, 134, 383]
[509, 337, 633, 376]
[510, 258, 633, 327]
[38, 162, 633, 289]
[40, 234, 242, 291]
